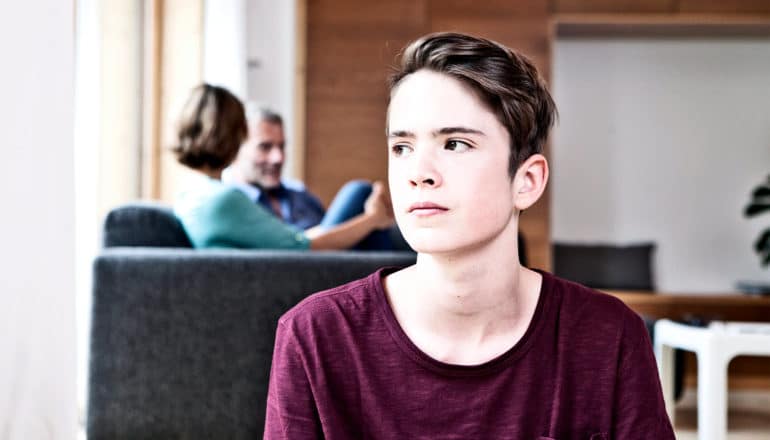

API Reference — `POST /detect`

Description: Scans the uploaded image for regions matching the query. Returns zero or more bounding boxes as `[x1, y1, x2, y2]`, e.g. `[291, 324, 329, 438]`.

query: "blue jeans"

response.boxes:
[319, 180, 408, 251]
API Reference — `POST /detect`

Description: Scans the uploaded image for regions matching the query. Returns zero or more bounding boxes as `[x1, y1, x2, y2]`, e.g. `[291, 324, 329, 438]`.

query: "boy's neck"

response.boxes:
[385, 223, 543, 365]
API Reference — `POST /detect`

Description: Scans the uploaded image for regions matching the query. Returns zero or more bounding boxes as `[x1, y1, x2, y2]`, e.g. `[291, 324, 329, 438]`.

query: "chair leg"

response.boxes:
[674, 348, 686, 401]
[656, 341, 677, 425]
[697, 348, 727, 440]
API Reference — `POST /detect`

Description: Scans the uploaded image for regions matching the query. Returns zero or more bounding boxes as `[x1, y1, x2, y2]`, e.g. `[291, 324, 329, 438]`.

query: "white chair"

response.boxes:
[654, 319, 770, 440]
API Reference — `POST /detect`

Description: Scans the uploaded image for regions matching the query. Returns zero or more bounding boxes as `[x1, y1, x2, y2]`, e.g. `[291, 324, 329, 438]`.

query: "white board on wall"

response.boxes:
[552, 38, 770, 293]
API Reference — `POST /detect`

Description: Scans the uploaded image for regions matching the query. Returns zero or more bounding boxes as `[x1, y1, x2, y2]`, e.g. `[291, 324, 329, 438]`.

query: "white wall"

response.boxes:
[244, 0, 299, 178]
[552, 38, 770, 293]
[0, 1, 76, 439]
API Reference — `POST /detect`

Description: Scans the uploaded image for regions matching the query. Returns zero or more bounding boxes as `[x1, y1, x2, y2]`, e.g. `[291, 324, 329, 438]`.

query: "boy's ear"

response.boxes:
[513, 153, 549, 211]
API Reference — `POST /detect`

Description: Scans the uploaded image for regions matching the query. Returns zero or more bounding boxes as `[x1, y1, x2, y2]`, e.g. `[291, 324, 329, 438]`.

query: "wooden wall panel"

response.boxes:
[554, 0, 677, 13]
[305, 0, 427, 205]
[555, 0, 770, 15]
[306, 38, 403, 101]
[306, 100, 391, 201]
[677, 0, 770, 13]
[309, 0, 427, 27]
[430, 0, 550, 17]
[520, 146, 552, 271]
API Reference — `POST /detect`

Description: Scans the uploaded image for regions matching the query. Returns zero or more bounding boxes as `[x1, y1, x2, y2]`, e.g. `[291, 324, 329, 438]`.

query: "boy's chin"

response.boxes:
[405, 227, 513, 257]
[403, 232, 472, 255]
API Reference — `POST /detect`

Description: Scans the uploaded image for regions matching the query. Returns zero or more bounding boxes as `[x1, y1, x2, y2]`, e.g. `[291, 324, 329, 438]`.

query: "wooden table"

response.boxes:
[604, 291, 770, 322]
[604, 290, 770, 390]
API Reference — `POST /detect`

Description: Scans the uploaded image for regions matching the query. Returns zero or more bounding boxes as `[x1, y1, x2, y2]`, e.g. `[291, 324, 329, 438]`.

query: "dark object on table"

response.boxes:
[736, 280, 770, 296]
[552, 242, 655, 291]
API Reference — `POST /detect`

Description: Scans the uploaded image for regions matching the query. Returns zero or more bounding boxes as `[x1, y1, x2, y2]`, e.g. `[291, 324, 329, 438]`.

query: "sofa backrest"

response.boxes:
[88, 248, 417, 439]
[103, 202, 192, 248]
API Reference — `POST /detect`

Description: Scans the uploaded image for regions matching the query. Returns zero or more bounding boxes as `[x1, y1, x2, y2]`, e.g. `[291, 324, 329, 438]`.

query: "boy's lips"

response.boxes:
[407, 201, 449, 216]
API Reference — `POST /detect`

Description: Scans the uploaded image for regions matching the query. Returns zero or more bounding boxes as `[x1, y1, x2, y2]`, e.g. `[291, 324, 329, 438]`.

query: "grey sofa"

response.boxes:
[88, 202, 416, 439]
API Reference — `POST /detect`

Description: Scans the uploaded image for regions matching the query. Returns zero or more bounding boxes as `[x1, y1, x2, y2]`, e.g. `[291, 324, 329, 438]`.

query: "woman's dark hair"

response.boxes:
[389, 32, 557, 177]
[172, 83, 247, 170]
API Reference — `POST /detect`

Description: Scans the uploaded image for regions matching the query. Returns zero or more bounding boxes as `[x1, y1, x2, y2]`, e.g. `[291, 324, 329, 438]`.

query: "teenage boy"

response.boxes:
[264, 32, 675, 439]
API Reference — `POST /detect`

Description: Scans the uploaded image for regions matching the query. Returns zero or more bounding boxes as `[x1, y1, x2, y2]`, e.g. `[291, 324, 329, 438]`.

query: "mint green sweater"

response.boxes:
[174, 175, 310, 250]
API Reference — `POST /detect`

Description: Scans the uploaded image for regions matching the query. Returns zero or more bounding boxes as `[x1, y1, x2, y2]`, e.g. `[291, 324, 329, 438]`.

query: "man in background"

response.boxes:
[224, 107, 325, 230]
[225, 106, 408, 250]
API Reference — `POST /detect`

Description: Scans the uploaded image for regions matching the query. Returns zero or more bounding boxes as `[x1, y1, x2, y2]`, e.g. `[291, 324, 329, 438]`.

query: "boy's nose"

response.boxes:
[408, 150, 442, 188]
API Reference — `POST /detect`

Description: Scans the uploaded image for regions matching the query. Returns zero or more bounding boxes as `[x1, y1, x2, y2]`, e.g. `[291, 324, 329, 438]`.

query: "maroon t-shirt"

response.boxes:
[265, 269, 674, 439]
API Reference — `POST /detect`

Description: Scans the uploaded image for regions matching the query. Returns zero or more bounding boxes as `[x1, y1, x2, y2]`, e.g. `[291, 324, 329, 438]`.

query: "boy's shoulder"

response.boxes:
[544, 272, 646, 341]
[278, 270, 383, 332]
[552, 273, 633, 312]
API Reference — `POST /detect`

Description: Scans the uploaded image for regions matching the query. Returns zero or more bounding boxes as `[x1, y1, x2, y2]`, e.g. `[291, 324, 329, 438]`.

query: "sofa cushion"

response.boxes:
[103, 202, 192, 248]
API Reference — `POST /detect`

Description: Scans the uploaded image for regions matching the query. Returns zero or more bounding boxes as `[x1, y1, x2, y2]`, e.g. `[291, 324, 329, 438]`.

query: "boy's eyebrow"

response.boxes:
[387, 126, 486, 139]
[387, 130, 415, 139]
[433, 126, 485, 137]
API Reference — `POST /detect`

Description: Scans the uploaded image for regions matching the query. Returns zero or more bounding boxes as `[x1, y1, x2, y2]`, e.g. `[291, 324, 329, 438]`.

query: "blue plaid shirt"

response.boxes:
[227, 179, 325, 230]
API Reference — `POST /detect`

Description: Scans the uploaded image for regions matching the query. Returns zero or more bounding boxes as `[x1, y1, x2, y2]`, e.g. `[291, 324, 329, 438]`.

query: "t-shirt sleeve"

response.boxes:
[264, 321, 321, 439]
[193, 189, 310, 249]
[612, 312, 676, 439]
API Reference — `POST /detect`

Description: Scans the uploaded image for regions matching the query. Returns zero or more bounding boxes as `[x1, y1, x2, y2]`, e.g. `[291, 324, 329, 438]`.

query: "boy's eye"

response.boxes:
[391, 144, 413, 157]
[445, 140, 472, 152]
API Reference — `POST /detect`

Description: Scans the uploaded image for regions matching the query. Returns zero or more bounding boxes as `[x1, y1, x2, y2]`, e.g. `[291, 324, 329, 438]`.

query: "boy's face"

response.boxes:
[387, 70, 518, 254]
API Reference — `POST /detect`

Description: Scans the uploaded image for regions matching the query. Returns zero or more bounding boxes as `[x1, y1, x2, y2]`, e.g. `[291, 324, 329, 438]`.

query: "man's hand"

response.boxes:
[364, 181, 395, 229]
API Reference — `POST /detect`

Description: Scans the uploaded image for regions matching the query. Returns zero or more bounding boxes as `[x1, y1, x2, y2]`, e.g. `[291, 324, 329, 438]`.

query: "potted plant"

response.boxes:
[744, 174, 770, 267]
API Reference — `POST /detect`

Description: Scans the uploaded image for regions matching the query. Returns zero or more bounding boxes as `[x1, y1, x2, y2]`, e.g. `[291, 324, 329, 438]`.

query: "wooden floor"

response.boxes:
[674, 389, 770, 439]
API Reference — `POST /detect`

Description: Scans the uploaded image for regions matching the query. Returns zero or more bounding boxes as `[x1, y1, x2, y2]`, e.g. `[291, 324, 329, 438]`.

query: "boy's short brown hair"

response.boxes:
[173, 83, 247, 170]
[389, 32, 557, 177]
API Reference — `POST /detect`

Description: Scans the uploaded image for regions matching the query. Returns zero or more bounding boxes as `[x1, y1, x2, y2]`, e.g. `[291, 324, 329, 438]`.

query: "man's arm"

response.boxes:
[305, 212, 386, 250]
[304, 181, 393, 250]
[612, 314, 676, 439]
[264, 321, 321, 439]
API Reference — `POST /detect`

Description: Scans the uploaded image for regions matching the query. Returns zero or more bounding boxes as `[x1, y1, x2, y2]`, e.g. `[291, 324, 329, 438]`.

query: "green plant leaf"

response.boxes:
[752, 186, 770, 198]
[755, 229, 770, 253]
[745, 202, 770, 217]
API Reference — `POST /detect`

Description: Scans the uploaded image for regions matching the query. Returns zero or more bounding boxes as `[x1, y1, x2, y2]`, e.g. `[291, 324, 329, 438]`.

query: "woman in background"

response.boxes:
[172, 83, 394, 250]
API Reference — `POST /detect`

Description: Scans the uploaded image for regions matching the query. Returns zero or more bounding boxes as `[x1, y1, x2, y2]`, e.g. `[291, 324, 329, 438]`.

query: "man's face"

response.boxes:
[233, 120, 285, 189]
[387, 70, 517, 255]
